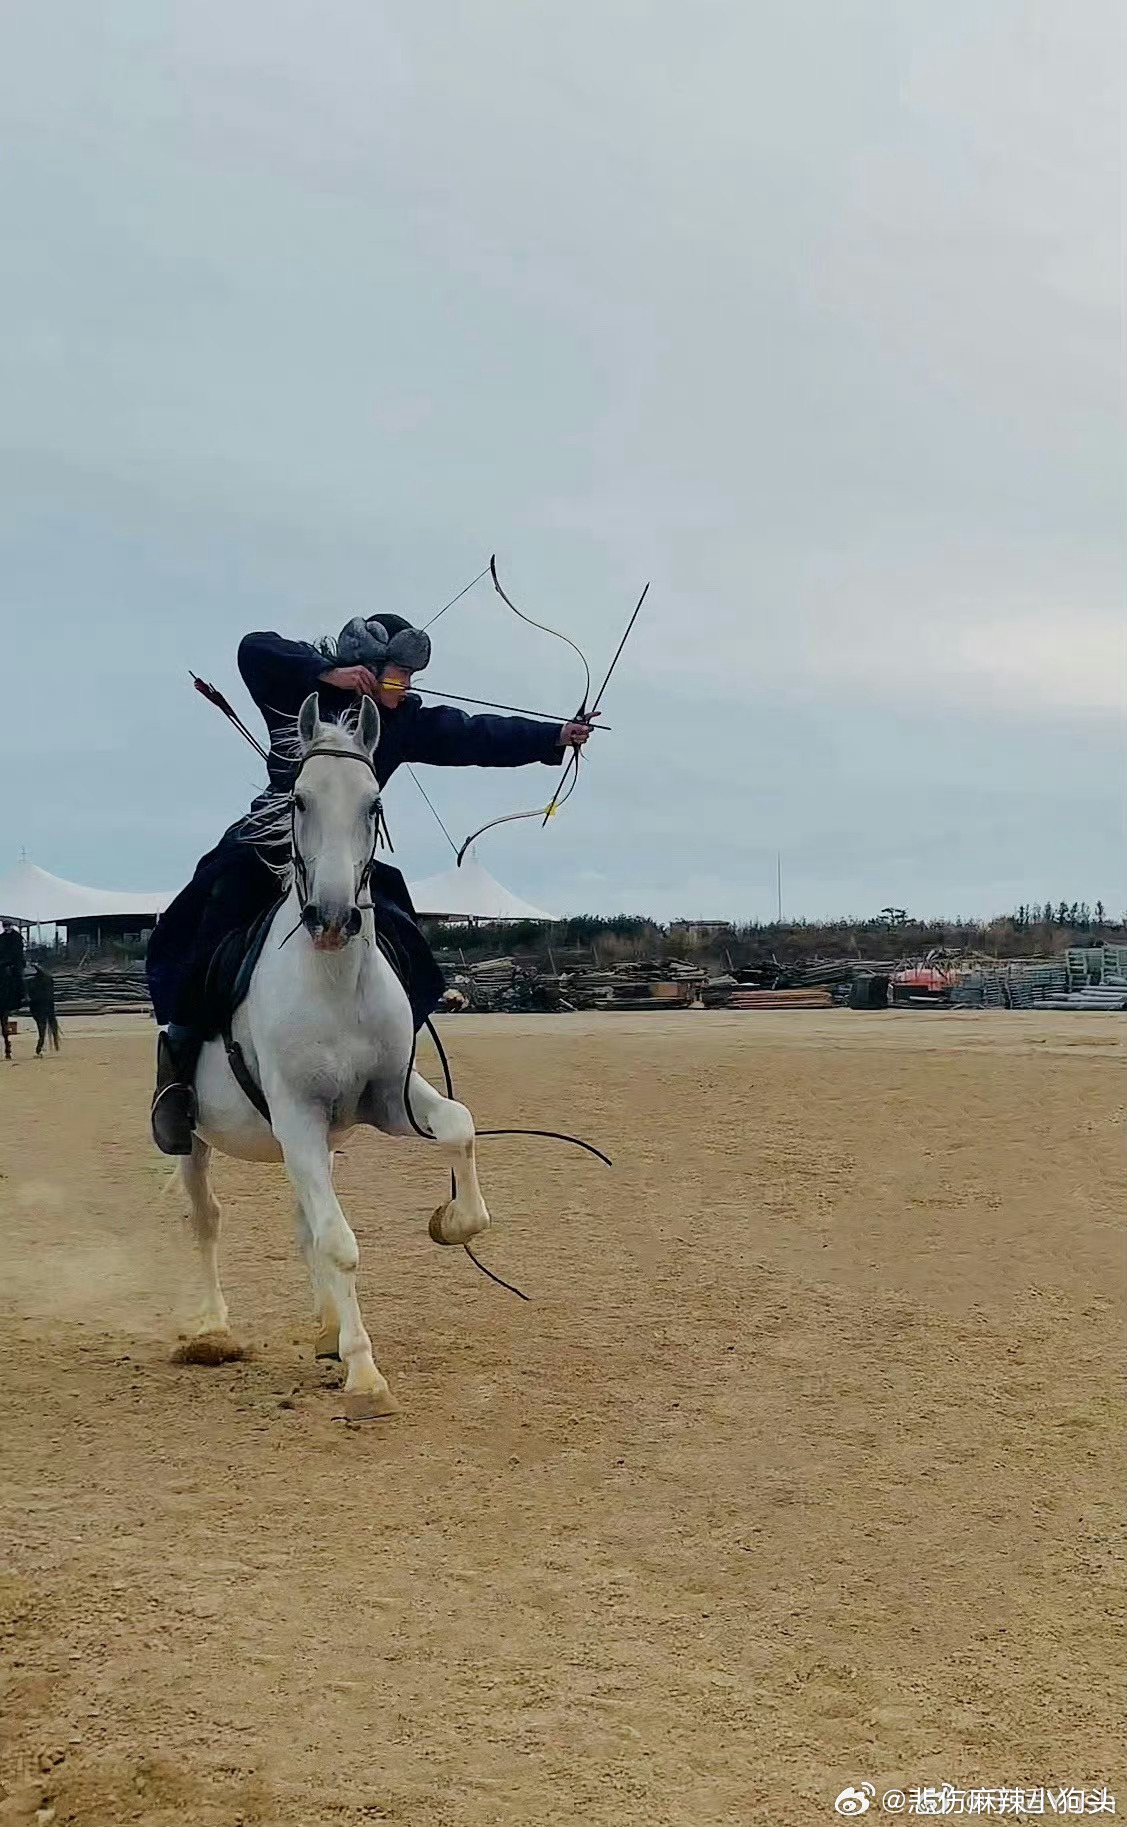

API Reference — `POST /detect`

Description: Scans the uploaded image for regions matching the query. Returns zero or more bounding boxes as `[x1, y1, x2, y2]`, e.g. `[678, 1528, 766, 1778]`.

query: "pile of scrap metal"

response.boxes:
[952, 959, 1121, 1011]
[783, 957, 898, 989]
[713, 984, 835, 1010]
[1038, 979, 1127, 1011]
[889, 964, 956, 1008]
[702, 957, 892, 1011]
[440, 956, 569, 1013]
[35, 961, 153, 1016]
[436, 955, 708, 1014]
[566, 959, 706, 1011]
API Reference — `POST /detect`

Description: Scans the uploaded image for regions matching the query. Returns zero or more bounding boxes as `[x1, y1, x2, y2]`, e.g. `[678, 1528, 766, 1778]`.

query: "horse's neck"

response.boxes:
[276, 893, 395, 1009]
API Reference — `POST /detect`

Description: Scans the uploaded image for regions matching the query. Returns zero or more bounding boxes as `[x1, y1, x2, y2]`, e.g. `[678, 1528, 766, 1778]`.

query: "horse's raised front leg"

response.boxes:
[271, 1098, 395, 1418]
[405, 1071, 492, 1248]
[172, 1138, 243, 1365]
[295, 1185, 340, 1360]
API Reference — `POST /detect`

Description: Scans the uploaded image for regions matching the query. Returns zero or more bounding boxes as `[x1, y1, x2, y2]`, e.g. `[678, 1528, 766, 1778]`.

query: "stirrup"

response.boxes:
[151, 1080, 197, 1155]
[152, 1031, 199, 1155]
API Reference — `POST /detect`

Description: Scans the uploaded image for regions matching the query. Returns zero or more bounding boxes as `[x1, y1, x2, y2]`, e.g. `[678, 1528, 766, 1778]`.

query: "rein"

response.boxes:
[385, 941, 611, 1305]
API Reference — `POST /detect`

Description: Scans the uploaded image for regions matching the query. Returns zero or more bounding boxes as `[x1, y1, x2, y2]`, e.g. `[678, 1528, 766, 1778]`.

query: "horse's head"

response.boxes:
[292, 693, 382, 951]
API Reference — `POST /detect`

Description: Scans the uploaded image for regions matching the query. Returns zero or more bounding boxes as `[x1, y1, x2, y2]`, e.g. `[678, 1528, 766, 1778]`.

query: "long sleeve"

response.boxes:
[398, 703, 564, 769]
[233, 633, 567, 801]
[237, 631, 330, 717]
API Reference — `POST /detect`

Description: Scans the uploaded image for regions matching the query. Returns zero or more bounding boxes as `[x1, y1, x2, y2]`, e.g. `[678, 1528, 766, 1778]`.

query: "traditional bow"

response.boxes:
[451, 557, 648, 866]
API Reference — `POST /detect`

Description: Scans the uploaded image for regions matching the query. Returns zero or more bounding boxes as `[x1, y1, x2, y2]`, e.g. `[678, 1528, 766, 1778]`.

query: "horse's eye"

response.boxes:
[293, 793, 306, 814]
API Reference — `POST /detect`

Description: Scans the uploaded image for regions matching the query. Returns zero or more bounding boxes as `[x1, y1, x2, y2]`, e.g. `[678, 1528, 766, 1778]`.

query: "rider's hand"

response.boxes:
[559, 713, 600, 750]
[320, 665, 381, 697]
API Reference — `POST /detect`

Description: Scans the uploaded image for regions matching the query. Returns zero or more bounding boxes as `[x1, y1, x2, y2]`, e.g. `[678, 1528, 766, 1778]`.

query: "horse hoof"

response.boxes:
[429, 1200, 490, 1247]
[342, 1386, 398, 1421]
[171, 1329, 246, 1366]
[428, 1203, 458, 1246]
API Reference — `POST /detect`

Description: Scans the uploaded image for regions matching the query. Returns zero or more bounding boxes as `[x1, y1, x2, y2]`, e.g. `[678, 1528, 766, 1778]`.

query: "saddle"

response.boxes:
[199, 898, 283, 1040]
[199, 898, 285, 1123]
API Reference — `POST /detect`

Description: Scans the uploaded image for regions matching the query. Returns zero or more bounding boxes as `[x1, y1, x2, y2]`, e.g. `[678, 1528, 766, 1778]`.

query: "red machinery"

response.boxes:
[890, 964, 955, 1007]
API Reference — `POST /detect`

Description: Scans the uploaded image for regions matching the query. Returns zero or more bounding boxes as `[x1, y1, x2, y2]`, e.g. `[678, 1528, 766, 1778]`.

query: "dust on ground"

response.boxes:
[0, 1011, 1122, 1826]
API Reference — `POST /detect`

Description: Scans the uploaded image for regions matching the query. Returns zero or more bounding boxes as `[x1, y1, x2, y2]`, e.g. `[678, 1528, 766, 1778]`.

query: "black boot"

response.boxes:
[151, 1029, 200, 1155]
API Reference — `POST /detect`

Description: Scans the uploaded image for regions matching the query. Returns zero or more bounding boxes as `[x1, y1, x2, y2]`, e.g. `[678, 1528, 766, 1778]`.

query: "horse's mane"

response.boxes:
[239, 707, 366, 884]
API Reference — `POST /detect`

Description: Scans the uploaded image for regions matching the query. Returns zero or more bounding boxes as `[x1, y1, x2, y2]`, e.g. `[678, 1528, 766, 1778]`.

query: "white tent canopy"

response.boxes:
[0, 854, 547, 928]
[406, 852, 553, 921]
[0, 860, 173, 926]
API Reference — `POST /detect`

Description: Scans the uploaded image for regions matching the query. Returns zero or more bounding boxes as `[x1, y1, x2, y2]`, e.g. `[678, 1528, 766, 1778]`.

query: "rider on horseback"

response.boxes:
[0, 921, 25, 1062]
[147, 613, 594, 1155]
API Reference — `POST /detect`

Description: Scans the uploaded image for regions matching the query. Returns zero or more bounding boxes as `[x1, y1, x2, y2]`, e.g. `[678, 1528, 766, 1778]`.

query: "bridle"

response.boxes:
[289, 745, 383, 921]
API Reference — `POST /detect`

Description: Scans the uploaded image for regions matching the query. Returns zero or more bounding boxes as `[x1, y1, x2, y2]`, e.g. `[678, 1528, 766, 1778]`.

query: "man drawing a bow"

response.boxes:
[147, 612, 595, 1155]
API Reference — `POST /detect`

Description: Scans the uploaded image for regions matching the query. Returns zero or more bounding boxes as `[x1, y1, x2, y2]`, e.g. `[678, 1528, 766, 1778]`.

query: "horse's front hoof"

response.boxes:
[342, 1386, 398, 1421]
[172, 1329, 246, 1366]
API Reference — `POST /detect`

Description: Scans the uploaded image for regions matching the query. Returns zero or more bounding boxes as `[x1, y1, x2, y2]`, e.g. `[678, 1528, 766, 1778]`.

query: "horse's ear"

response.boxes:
[297, 693, 320, 750]
[357, 695, 380, 755]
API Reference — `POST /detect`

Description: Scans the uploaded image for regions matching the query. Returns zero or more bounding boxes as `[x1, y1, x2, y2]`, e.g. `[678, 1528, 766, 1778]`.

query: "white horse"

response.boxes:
[179, 692, 490, 1418]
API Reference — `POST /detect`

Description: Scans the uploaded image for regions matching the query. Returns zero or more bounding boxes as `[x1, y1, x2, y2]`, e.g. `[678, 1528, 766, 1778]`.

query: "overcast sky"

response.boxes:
[1, 1, 1122, 921]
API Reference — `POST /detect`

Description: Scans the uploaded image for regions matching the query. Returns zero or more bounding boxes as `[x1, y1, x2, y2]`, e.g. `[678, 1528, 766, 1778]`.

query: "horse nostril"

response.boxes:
[302, 903, 359, 942]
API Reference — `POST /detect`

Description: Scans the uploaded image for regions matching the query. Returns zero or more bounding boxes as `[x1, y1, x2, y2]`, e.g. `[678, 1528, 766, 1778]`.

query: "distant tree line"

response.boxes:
[422, 901, 1127, 970]
[33, 900, 1126, 970]
[1011, 901, 1107, 930]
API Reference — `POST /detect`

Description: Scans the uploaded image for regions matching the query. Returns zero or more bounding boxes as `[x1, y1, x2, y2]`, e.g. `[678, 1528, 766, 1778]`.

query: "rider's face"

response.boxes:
[375, 665, 413, 711]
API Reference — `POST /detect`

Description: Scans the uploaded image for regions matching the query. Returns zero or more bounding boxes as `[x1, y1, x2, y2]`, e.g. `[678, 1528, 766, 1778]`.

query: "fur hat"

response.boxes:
[334, 613, 431, 674]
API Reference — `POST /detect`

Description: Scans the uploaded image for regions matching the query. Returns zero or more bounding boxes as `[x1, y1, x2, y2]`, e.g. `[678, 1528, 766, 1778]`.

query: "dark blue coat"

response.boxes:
[148, 631, 565, 1032]
[237, 631, 565, 794]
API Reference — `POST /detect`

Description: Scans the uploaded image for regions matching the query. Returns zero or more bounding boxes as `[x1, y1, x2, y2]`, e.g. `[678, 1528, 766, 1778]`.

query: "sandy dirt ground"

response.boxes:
[0, 1010, 1122, 1827]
